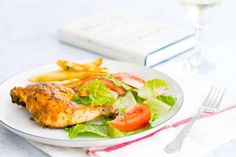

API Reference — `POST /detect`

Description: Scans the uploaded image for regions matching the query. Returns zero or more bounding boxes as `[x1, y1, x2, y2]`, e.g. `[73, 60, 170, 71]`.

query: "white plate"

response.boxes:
[0, 60, 183, 147]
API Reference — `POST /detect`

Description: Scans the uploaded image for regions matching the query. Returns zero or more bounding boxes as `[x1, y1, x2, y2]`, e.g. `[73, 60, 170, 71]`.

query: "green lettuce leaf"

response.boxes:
[105, 122, 124, 138]
[77, 80, 118, 106]
[66, 124, 109, 139]
[72, 93, 91, 105]
[132, 91, 145, 103]
[72, 93, 80, 103]
[157, 95, 177, 107]
[138, 79, 168, 98]
[144, 97, 171, 126]
[105, 122, 151, 138]
[66, 120, 152, 139]
[115, 91, 137, 115]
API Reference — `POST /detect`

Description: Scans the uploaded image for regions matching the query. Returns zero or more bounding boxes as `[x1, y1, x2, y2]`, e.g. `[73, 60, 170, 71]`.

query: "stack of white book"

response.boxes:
[59, 12, 194, 67]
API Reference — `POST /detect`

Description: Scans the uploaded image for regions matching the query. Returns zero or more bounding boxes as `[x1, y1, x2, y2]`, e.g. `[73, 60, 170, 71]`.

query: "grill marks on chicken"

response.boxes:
[10, 83, 117, 128]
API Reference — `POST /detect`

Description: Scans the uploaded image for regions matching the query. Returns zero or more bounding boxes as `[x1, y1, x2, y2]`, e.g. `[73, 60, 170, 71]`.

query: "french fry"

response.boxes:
[29, 57, 108, 83]
[56, 57, 103, 72]
[51, 79, 82, 89]
[29, 70, 108, 82]
[56, 60, 85, 71]
[91, 57, 103, 67]
[51, 79, 81, 85]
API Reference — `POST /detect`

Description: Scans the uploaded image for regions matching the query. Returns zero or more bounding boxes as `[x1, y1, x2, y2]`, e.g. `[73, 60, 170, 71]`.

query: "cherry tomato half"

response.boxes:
[111, 104, 151, 131]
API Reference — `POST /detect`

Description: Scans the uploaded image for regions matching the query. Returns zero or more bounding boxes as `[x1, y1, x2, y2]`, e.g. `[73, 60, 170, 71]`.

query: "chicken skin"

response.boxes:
[10, 83, 117, 128]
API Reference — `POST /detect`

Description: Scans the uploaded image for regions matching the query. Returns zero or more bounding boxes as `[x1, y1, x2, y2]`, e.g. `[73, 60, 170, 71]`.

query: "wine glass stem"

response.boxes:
[194, 25, 202, 57]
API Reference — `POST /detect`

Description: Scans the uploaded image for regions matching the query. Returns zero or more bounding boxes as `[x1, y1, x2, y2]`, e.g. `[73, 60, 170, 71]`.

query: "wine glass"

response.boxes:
[180, 0, 221, 73]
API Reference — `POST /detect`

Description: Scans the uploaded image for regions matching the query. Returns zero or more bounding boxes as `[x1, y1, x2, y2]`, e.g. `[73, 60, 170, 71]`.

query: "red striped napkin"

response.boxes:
[29, 62, 236, 157]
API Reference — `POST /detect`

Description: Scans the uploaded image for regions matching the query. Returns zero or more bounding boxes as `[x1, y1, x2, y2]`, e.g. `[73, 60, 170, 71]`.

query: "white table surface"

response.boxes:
[0, 0, 236, 156]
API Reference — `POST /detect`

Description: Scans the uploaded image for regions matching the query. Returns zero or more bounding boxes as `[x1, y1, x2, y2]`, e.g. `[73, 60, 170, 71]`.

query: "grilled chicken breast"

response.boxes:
[10, 83, 117, 128]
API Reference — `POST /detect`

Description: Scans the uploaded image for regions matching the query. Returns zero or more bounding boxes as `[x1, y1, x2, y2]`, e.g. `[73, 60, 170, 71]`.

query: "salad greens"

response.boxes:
[65, 124, 109, 138]
[115, 91, 137, 115]
[73, 93, 91, 105]
[66, 122, 152, 139]
[68, 76, 177, 139]
[137, 79, 168, 98]
[106, 122, 151, 138]
[136, 79, 176, 126]
[157, 95, 177, 107]
[144, 97, 170, 126]
[132, 90, 145, 103]
[76, 80, 118, 106]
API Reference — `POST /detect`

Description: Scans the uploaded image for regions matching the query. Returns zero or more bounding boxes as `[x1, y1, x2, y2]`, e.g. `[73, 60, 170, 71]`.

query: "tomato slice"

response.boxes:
[77, 76, 126, 96]
[111, 104, 151, 131]
[112, 73, 145, 89]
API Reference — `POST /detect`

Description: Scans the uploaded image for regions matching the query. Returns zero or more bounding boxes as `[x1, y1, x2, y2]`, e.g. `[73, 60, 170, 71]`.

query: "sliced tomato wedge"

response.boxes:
[77, 76, 126, 96]
[111, 104, 151, 131]
[112, 73, 145, 89]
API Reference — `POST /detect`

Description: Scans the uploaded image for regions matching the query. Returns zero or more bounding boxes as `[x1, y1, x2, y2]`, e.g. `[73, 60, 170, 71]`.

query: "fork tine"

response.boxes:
[203, 87, 226, 112]
[209, 87, 221, 105]
[212, 87, 226, 109]
[202, 87, 217, 107]
[202, 87, 214, 105]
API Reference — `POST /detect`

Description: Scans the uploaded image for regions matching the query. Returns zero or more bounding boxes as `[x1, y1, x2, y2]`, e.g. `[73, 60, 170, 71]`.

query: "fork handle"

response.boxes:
[165, 110, 202, 153]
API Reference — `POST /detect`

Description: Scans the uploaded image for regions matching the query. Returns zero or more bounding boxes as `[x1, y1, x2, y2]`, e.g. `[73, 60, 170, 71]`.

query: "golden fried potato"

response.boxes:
[29, 70, 108, 82]
[91, 57, 103, 67]
[56, 57, 103, 72]
[51, 79, 80, 85]
[51, 79, 82, 89]
[29, 57, 108, 82]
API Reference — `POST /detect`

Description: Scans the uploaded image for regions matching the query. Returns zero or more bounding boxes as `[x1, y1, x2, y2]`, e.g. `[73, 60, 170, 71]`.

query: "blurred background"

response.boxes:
[1, 0, 235, 90]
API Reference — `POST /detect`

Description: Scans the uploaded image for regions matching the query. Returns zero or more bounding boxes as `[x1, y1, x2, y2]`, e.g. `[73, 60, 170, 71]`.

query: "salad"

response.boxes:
[65, 73, 176, 139]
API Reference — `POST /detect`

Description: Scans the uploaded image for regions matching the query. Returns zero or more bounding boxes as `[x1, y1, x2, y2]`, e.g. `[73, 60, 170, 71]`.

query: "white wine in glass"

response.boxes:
[180, 0, 221, 72]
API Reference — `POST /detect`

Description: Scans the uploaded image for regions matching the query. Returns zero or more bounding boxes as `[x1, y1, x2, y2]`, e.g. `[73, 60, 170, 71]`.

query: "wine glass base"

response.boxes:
[183, 54, 215, 74]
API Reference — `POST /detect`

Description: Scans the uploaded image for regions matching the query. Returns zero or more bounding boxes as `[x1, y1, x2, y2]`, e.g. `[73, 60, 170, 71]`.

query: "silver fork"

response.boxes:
[165, 86, 226, 153]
